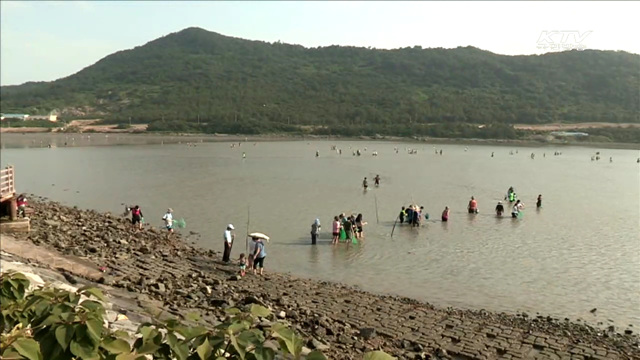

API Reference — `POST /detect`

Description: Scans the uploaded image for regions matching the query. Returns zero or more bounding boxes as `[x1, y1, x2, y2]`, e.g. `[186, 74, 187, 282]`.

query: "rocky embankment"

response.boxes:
[8, 198, 640, 359]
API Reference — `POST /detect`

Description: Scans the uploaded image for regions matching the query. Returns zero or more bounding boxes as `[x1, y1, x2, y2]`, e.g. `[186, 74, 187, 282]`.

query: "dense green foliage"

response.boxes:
[0, 120, 58, 128]
[1, 27, 638, 136]
[1, 272, 393, 360]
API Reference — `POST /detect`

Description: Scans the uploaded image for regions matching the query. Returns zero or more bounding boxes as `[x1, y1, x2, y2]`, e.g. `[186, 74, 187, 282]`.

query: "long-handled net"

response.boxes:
[173, 218, 187, 229]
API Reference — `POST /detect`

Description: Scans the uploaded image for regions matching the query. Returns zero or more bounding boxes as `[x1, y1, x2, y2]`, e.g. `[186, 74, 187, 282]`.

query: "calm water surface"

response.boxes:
[2, 137, 639, 328]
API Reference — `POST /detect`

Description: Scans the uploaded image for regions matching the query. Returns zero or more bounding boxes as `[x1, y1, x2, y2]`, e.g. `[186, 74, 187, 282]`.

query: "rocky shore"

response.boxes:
[4, 197, 639, 359]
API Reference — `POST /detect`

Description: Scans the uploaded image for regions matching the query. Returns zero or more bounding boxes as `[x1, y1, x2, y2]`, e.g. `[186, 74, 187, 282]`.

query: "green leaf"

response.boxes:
[70, 338, 98, 360]
[176, 325, 208, 340]
[227, 321, 250, 334]
[80, 300, 105, 314]
[249, 304, 271, 318]
[271, 326, 303, 357]
[101, 338, 131, 354]
[55, 324, 75, 350]
[167, 333, 189, 360]
[86, 319, 104, 344]
[196, 337, 213, 360]
[12, 338, 43, 360]
[253, 346, 275, 360]
[185, 312, 201, 322]
[115, 353, 144, 360]
[79, 287, 107, 302]
[135, 340, 161, 354]
[138, 325, 157, 342]
[229, 333, 246, 360]
[307, 350, 328, 360]
[224, 308, 241, 315]
[114, 330, 131, 339]
[363, 350, 397, 360]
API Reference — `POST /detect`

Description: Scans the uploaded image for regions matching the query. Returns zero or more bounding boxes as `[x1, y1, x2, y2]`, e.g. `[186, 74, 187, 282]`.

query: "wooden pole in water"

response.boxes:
[390, 215, 399, 238]
[245, 205, 250, 255]
[374, 194, 380, 224]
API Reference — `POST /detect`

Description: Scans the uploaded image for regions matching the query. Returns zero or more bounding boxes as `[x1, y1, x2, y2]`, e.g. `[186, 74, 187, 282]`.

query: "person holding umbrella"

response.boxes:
[223, 224, 235, 263]
[249, 233, 269, 275]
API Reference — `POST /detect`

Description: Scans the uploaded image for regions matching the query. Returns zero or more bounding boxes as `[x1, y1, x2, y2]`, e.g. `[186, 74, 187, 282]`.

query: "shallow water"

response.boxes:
[2, 137, 639, 328]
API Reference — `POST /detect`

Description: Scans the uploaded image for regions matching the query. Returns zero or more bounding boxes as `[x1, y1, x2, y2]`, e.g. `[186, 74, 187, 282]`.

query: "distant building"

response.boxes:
[550, 131, 589, 137]
[0, 114, 29, 121]
[29, 114, 58, 122]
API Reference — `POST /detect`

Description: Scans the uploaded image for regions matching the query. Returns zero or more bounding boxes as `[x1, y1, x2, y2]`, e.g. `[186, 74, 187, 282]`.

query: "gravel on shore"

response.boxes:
[5, 197, 639, 359]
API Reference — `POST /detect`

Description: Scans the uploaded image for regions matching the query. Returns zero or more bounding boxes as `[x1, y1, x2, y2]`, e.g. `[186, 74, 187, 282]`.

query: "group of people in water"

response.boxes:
[393, 187, 543, 226]
[398, 205, 428, 226]
[330, 213, 368, 244]
[362, 175, 381, 190]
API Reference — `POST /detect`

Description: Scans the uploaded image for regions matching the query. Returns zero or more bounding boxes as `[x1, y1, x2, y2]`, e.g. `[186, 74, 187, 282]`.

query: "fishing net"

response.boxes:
[173, 218, 187, 229]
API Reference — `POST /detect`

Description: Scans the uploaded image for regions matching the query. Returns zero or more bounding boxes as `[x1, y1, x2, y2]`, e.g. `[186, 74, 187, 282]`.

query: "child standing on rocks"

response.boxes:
[162, 208, 174, 239]
[238, 253, 247, 276]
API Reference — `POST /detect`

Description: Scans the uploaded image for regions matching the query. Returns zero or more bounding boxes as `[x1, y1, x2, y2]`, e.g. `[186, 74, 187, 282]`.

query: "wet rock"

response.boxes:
[359, 327, 377, 340]
[244, 296, 267, 307]
[310, 338, 330, 351]
[154, 283, 166, 293]
[44, 220, 61, 227]
[277, 311, 286, 319]
[625, 330, 633, 335]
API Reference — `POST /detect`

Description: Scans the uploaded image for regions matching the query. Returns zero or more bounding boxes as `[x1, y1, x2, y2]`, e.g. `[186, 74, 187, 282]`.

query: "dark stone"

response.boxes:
[359, 327, 376, 340]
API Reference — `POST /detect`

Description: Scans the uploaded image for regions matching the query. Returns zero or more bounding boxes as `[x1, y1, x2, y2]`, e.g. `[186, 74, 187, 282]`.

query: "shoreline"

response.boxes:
[1, 131, 639, 150]
[2, 197, 638, 359]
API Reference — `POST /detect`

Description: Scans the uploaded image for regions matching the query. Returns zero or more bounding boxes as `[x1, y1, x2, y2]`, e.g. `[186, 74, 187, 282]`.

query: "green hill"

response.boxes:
[1, 27, 639, 137]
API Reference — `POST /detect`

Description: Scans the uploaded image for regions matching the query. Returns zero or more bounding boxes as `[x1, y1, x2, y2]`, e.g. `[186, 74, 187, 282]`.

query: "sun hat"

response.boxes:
[228, 224, 235, 230]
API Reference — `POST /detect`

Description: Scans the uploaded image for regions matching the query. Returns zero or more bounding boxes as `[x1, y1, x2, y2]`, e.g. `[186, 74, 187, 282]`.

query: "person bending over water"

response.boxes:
[441, 206, 449, 222]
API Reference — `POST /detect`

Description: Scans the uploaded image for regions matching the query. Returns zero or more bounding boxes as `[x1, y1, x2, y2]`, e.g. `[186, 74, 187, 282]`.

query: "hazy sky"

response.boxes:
[1, 1, 638, 86]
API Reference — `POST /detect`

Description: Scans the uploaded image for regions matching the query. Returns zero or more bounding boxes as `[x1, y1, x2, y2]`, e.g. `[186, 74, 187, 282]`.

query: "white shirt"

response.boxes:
[224, 230, 233, 244]
[162, 213, 173, 225]
[512, 205, 519, 214]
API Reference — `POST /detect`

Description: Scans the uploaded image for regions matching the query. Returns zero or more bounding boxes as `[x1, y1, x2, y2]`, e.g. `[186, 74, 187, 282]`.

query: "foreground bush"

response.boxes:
[0, 272, 394, 360]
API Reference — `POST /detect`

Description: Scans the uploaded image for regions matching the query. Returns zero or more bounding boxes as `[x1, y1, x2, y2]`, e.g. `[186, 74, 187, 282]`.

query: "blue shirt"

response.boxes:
[256, 241, 267, 258]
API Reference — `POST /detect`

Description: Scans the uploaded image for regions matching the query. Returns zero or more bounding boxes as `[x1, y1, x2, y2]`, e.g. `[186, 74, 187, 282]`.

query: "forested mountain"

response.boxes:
[1, 27, 639, 135]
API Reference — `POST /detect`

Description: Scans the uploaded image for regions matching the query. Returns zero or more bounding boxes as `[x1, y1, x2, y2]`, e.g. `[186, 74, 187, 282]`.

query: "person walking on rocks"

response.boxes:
[223, 224, 235, 263]
[252, 236, 267, 275]
[162, 208, 174, 239]
[131, 205, 144, 231]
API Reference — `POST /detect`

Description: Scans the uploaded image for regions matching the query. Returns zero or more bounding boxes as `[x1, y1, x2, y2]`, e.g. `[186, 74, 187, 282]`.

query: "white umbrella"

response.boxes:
[249, 232, 270, 242]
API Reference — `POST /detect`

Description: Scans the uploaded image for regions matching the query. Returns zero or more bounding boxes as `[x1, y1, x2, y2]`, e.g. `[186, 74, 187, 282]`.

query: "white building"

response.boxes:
[0, 114, 29, 121]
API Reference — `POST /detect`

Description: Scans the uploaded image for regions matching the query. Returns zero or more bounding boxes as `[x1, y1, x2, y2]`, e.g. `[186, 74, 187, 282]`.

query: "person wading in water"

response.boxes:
[495, 201, 505, 217]
[468, 197, 479, 214]
[374, 175, 381, 187]
[441, 206, 450, 222]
